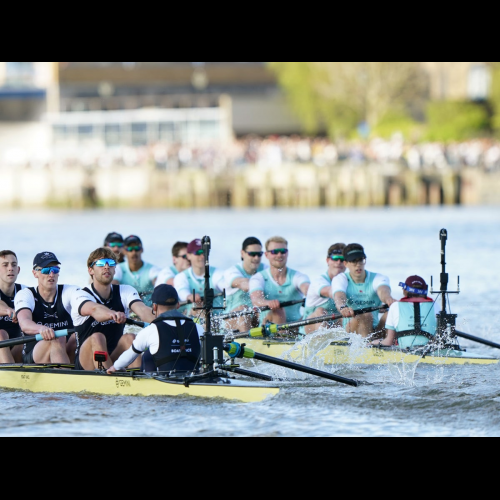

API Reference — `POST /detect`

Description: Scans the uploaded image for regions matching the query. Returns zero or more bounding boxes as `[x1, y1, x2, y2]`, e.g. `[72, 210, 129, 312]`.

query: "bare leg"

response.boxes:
[111, 334, 141, 368]
[78, 332, 112, 371]
[223, 306, 259, 333]
[344, 313, 375, 338]
[33, 337, 70, 364]
[0, 330, 15, 364]
[261, 308, 287, 326]
[11, 345, 23, 363]
[66, 334, 77, 364]
[304, 308, 328, 334]
[373, 312, 388, 340]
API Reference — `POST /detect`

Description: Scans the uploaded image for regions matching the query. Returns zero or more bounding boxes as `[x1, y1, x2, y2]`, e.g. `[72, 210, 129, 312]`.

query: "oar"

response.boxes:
[210, 299, 305, 322]
[179, 293, 224, 307]
[233, 305, 389, 339]
[224, 342, 359, 387]
[0, 329, 76, 350]
[454, 330, 500, 351]
[126, 318, 150, 328]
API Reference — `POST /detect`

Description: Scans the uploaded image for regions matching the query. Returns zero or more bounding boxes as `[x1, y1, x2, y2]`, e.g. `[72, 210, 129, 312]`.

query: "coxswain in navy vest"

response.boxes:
[107, 285, 203, 375]
[373, 276, 438, 349]
[15, 252, 77, 365]
[0, 250, 27, 363]
[333, 244, 396, 338]
[72, 248, 156, 371]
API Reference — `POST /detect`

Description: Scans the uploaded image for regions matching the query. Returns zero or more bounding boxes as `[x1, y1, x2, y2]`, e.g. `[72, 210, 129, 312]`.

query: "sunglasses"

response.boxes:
[245, 251, 264, 258]
[37, 267, 60, 275]
[330, 255, 345, 261]
[178, 254, 189, 260]
[91, 259, 117, 268]
[269, 248, 288, 255]
[194, 249, 205, 256]
[126, 246, 143, 252]
[108, 242, 124, 248]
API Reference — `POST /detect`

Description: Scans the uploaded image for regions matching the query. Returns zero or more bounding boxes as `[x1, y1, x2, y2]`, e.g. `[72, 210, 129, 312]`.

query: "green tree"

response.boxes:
[425, 101, 489, 142]
[268, 62, 427, 138]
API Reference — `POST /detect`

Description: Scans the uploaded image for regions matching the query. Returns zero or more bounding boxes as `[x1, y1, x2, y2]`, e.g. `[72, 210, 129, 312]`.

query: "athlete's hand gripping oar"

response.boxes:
[232, 305, 389, 340]
[224, 342, 359, 387]
[0, 329, 76, 350]
[211, 299, 305, 322]
[453, 330, 500, 351]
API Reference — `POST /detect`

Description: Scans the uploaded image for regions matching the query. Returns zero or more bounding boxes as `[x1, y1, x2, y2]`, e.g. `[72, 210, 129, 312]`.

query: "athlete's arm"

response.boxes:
[299, 282, 310, 296]
[130, 301, 155, 324]
[372, 329, 396, 347]
[249, 274, 280, 310]
[108, 325, 155, 374]
[16, 309, 56, 340]
[320, 286, 333, 300]
[377, 286, 396, 307]
[79, 302, 127, 324]
[0, 300, 16, 321]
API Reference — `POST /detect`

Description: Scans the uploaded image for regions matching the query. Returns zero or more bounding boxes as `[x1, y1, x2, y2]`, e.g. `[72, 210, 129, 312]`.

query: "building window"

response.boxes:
[5, 62, 35, 86]
[468, 64, 491, 101]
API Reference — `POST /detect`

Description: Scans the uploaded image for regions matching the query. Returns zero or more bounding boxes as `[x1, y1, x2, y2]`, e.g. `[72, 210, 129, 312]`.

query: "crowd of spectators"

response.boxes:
[2, 134, 500, 173]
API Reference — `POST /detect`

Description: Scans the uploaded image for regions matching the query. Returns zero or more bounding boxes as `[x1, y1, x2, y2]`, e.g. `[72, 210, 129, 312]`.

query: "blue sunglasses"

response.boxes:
[37, 267, 60, 275]
[91, 259, 117, 268]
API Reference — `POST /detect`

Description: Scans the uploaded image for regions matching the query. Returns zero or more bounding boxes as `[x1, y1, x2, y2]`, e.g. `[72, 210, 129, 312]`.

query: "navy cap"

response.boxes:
[124, 235, 142, 246]
[152, 285, 179, 306]
[33, 252, 61, 269]
[104, 232, 124, 245]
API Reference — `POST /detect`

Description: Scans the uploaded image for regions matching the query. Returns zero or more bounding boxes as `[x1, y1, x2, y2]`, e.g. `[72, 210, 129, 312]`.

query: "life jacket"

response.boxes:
[0, 284, 23, 339]
[152, 310, 201, 372]
[75, 285, 126, 356]
[396, 297, 436, 342]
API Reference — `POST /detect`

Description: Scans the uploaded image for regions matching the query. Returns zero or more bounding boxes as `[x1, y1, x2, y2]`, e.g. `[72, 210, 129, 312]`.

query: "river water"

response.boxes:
[1, 206, 499, 437]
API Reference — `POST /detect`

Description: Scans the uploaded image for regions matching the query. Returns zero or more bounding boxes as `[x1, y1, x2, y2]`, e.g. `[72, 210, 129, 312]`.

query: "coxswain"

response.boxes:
[156, 241, 191, 287]
[303, 243, 346, 334]
[15, 252, 77, 364]
[223, 237, 268, 332]
[373, 276, 438, 349]
[332, 243, 396, 338]
[173, 239, 225, 317]
[250, 236, 310, 325]
[107, 285, 204, 375]
[113, 235, 161, 306]
[0, 251, 27, 363]
[71, 248, 156, 370]
[104, 232, 125, 264]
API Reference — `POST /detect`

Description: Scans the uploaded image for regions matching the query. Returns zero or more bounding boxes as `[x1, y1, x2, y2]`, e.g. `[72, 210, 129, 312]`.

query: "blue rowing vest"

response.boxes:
[226, 264, 266, 312]
[178, 267, 223, 315]
[152, 310, 201, 372]
[394, 298, 437, 349]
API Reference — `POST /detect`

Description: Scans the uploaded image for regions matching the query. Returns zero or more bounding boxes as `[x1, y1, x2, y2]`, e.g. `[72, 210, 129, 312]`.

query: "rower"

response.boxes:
[0, 251, 27, 364]
[223, 237, 268, 332]
[250, 236, 310, 325]
[173, 239, 225, 317]
[113, 235, 161, 306]
[373, 276, 438, 349]
[104, 232, 125, 264]
[303, 243, 346, 334]
[15, 252, 77, 365]
[333, 244, 396, 338]
[71, 248, 156, 371]
[107, 285, 204, 375]
[156, 241, 191, 287]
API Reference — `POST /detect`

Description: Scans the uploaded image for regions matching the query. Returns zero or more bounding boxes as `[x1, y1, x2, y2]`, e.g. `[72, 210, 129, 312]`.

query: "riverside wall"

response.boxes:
[0, 163, 499, 209]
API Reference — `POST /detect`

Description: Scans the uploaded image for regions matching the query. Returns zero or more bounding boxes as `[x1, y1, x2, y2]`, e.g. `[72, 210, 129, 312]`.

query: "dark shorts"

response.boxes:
[22, 349, 35, 365]
[74, 353, 84, 371]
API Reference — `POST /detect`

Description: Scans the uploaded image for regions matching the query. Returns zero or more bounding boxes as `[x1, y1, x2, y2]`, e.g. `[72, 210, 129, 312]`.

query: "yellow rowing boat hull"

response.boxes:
[0, 367, 279, 403]
[240, 339, 499, 366]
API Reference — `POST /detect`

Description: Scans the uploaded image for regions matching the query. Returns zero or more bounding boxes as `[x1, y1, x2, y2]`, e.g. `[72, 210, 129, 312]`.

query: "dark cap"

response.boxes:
[344, 244, 367, 262]
[33, 252, 61, 269]
[187, 239, 203, 254]
[242, 237, 262, 250]
[104, 232, 124, 245]
[124, 235, 142, 247]
[152, 285, 179, 306]
[400, 275, 428, 296]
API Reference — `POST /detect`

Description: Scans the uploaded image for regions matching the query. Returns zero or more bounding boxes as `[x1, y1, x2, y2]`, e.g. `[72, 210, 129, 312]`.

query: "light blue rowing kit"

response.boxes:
[225, 264, 266, 312]
[116, 261, 159, 306]
[303, 272, 338, 318]
[386, 298, 437, 349]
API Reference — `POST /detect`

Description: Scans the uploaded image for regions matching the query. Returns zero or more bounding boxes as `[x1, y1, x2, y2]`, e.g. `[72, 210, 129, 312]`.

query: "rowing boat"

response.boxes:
[0, 365, 279, 403]
[238, 338, 499, 366]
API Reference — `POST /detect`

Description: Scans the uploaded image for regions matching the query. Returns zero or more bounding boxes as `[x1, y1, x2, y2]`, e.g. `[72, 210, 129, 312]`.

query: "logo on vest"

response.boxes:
[44, 312, 59, 319]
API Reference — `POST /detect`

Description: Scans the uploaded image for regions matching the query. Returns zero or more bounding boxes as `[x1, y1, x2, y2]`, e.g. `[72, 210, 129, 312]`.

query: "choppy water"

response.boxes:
[1, 206, 499, 437]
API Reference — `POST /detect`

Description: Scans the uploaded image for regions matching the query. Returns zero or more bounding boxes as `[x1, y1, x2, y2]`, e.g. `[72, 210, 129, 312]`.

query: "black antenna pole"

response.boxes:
[439, 228, 448, 314]
[202, 236, 214, 336]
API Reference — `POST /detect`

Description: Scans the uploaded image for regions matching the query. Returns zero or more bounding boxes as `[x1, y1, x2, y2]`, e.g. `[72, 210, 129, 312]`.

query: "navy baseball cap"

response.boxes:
[33, 252, 61, 269]
[104, 232, 124, 245]
[124, 235, 143, 247]
[152, 285, 179, 306]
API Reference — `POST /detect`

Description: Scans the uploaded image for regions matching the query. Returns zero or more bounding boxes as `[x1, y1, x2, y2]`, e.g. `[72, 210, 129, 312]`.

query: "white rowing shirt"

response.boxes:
[224, 264, 269, 298]
[113, 320, 204, 371]
[305, 273, 334, 308]
[174, 267, 225, 301]
[15, 285, 78, 319]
